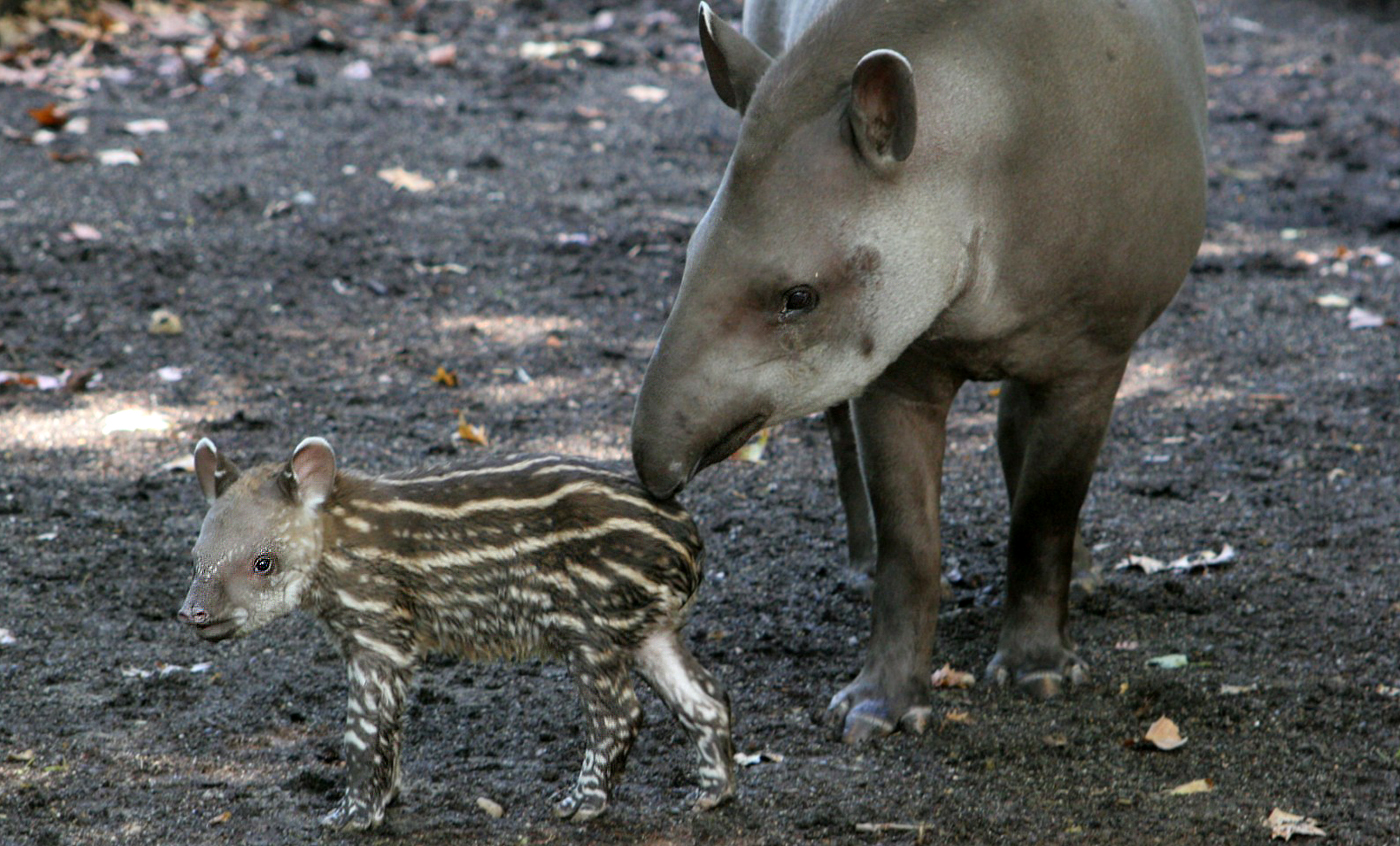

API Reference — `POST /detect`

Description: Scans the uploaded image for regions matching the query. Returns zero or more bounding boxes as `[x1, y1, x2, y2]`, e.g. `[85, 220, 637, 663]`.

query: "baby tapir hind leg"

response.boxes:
[635, 629, 735, 811]
[556, 649, 641, 822]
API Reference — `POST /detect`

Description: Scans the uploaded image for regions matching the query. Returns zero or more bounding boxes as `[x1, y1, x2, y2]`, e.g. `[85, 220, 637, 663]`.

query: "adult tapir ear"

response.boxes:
[698, 2, 772, 114]
[289, 437, 336, 510]
[849, 49, 918, 168]
[194, 437, 240, 503]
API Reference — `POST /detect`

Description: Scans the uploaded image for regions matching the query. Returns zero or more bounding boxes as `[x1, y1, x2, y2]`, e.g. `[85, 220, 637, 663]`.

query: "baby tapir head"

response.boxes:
[178, 437, 337, 641]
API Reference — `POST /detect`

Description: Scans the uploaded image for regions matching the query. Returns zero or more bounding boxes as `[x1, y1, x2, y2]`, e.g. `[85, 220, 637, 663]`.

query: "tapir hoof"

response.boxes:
[827, 679, 932, 744]
[986, 651, 1088, 699]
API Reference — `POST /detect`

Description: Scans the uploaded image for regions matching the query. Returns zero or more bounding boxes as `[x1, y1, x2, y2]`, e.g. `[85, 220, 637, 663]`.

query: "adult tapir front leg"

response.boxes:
[828, 368, 963, 743]
[321, 652, 414, 830]
[985, 362, 1129, 698]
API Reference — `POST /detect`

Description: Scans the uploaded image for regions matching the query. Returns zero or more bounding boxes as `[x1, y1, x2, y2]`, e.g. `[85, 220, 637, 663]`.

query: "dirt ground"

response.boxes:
[0, 0, 1398, 843]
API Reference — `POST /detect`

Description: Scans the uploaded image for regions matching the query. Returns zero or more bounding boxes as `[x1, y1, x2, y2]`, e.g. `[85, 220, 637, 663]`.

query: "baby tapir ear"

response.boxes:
[849, 49, 918, 168]
[289, 437, 336, 510]
[698, 1, 772, 115]
[194, 438, 240, 503]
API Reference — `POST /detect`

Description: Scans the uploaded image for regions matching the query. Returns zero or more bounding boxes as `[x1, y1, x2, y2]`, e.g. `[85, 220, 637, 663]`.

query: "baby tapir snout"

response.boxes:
[177, 576, 238, 641]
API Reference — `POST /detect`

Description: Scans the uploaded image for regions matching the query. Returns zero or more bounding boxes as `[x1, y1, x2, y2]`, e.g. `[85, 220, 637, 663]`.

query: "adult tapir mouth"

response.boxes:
[693, 413, 769, 481]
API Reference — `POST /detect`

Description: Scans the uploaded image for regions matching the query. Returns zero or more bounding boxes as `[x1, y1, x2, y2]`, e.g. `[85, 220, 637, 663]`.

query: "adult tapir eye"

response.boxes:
[252, 554, 275, 575]
[780, 285, 818, 317]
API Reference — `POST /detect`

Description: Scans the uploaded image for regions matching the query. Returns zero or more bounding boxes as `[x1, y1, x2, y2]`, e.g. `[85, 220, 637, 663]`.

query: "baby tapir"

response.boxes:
[177, 436, 735, 830]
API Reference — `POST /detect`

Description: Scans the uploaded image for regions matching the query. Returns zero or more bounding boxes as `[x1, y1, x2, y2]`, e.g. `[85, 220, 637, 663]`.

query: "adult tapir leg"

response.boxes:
[828, 367, 963, 743]
[986, 360, 1129, 698]
[824, 402, 877, 577]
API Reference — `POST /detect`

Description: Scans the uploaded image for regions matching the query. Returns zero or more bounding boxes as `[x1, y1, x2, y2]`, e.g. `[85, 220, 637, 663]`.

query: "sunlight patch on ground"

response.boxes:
[436, 313, 584, 347]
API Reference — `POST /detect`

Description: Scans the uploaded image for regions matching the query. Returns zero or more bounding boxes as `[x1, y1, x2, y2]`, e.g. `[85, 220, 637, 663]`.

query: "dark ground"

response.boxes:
[1, 0, 1398, 843]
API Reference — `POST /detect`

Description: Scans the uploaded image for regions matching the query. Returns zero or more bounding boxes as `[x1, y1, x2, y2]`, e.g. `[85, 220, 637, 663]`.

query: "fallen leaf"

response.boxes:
[930, 663, 976, 689]
[1314, 294, 1350, 309]
[1220, 683, 1259, 695]
[148, 308, 183, 335]
[729, 428, 771, 463]
[156, 366, 183, 382]
[1145, 653, 1189, 670]
[98, 148, 141, 166]
[6, 749, 35, 764]
[1167, 778, 1213, 795]
[431, 366, 458, 387]
[124, 118, 170, 135]
[624, 84, 668, 103]
[734, 750, 784, 766]
[378, 166, 436, 193]
[545, 334, 564, 348]
[456, 411, 488, 447]
[1143, 716, 1186, 751]
[209, 810, 232, 826]
[1272, 130, 1306, 145]
[426, 43, 456, 66]
[1347, 306, 1387, 330]
[475, 796, 504, 818]
[1042, 733, 1068, 747]
[0, 628, 15, 646]
[101, 409, 171, 435]
[340, 59, 372, 80]
[61, 222, 102, 242]
[28, 102, 69, 129]
[1294, 250, 1322, 266]
[942, 709, 973, 725]
[1266, 808, 1326, 840]
[1116, 545, 1235, 574]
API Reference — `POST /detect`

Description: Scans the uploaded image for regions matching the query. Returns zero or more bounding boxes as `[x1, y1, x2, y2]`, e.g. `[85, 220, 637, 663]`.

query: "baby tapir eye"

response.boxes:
[252, 554, 275, 575]
[780, 285, 818, 318]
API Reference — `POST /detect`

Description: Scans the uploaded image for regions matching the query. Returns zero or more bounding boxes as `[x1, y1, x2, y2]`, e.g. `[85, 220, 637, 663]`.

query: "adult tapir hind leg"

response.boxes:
[985, 361, 1129, 698]
[827, 367, 964, 743]
[824, 402, 877, 579]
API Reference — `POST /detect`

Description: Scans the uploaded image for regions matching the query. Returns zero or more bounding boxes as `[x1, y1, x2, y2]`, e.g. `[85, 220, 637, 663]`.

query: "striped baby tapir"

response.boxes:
[176, 436, 735, 830]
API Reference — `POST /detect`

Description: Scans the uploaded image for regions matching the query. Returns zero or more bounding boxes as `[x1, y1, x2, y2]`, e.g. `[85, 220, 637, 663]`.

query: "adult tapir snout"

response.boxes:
[631, 327, 773, 498]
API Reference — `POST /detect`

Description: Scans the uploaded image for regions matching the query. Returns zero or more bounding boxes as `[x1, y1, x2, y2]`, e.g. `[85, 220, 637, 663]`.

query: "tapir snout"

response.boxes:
[177, 578, 239, 641]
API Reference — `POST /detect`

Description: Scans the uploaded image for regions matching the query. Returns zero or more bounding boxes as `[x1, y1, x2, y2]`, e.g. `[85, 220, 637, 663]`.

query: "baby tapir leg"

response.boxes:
[556, 648, 641, 822]
[321, 653, 414, 830]
[635, 629, 735, 811]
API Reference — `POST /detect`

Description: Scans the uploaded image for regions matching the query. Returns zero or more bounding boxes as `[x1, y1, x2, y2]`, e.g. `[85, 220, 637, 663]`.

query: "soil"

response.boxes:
[1, 0, 1398, 843]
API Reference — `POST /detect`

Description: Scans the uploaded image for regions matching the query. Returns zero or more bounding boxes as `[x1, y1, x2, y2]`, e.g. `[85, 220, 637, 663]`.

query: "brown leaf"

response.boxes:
[455, 411, 488, 446]
[431, 366, 458, 387]
[1167, 778, 1213, 796]
[208, 810, 232, 826]
[28, 102, 69, 129]
[1143, 716, 1186, 751]
[1266, 808, 1326, 840]
[427, 43, 456, 67]
[930, 663, 976, 689]
[942, 709, 973, 725]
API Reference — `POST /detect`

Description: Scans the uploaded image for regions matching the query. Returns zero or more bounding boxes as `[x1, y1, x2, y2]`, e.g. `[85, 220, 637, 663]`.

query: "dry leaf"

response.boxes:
[1167, 778, 1213, 795]
[930, 663, 976, 689]
[1220, 683, 1259, 695]
[1272, 130, 1306, 145]
[475, 796, 504, 818]
[734, 750, 784, 766]
[1143, 716, 1186, 751]
[1267, 808, 1326, 840]
[1347, 307, 1387, 330]
[1314, 294, 1350, 309]
[456, 411, 489, 446]
[209, 810, 232, 826]
[729, 428, 770, 463]
[62, 222, 102, 242]
[1145, 653, 1189, 670]
[98, 149, 141, 166]
[431, 366, 458, 387]
[124, 118, 170, 135]
[942, 709, 973, 725]
[427, 43, 457, 66]
[624, 84, 668, 103]
[28, 102, 69, 129]
[6, 749, 35, 763]
[1116, 545, 1234, 574]
[378, 166, 436, 193]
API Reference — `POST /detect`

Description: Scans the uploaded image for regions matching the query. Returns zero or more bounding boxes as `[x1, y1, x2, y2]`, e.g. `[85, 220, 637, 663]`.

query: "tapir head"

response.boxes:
[633, 3, 960, 496]
[177, 437, 336, 641]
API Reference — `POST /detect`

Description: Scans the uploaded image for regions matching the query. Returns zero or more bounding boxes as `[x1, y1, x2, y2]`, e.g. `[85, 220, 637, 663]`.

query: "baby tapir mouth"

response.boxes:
[187, 618, 239, 642]
[694, 414, 768, 480]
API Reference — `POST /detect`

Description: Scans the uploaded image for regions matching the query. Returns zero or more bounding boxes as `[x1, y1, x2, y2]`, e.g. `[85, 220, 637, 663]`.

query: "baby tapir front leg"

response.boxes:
[555, 648, 642, 822]
[321, 649, 416, 830]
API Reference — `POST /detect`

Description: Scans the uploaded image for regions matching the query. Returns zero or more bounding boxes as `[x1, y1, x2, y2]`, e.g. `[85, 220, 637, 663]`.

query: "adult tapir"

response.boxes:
[631, 0, 1206, 743]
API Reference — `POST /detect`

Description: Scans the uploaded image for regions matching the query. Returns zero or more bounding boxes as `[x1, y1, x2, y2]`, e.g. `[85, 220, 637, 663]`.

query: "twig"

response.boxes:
[851, 823, 929, 840]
